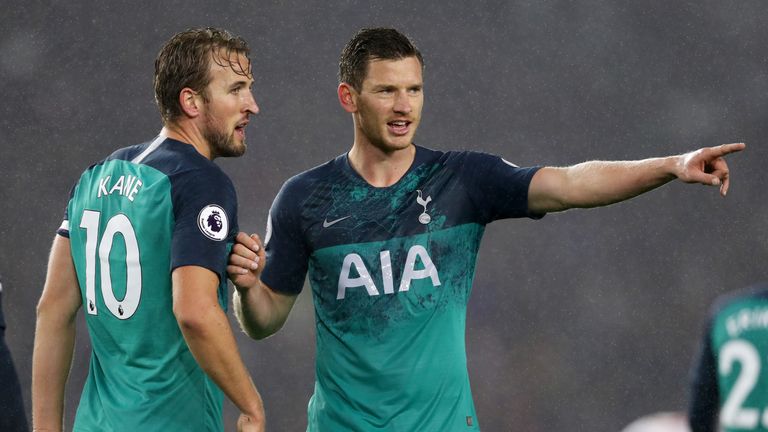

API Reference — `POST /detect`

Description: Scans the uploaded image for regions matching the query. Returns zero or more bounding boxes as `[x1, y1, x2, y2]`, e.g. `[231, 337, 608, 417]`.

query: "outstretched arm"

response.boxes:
[172, 266, 265, 430]
[228, 233, 298, 340]
[33, 235, 82, 432]
[528, 142, 745, 214]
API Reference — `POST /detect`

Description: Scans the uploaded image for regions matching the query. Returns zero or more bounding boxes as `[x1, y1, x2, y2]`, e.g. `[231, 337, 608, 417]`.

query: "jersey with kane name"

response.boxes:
[58, 137, 237, 431]
[262, 144, 541, 431]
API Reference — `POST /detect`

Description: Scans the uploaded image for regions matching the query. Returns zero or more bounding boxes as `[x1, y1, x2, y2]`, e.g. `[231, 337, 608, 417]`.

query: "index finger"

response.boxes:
[712, 142, 746, 157]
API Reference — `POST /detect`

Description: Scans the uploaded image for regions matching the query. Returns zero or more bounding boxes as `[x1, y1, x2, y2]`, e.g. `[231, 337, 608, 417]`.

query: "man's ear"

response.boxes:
[338, 83, 357, 113]
[179, 87, 201, 118]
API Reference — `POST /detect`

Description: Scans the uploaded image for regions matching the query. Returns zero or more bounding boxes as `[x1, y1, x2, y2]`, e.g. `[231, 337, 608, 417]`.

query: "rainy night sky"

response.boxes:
[1, 1, 766, 431]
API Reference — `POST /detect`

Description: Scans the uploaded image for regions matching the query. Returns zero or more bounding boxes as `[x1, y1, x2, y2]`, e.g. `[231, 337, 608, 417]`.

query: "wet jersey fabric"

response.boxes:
[689, 284, 768, 432]
[261, 145, 542, 431]
[58, 137, 237, 431]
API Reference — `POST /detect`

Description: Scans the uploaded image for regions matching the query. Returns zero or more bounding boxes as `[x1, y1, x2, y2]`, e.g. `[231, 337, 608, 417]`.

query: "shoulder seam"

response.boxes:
[131, 134, 167, 164]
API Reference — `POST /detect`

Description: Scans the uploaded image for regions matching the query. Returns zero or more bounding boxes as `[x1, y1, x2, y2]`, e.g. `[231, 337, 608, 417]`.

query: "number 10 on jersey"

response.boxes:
[79, 210, 142, 320]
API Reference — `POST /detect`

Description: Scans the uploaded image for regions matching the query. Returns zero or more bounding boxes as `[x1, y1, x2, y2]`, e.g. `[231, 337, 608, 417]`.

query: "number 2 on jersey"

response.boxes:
[720, 339, 768, 430]
[80, 210, 142, 320]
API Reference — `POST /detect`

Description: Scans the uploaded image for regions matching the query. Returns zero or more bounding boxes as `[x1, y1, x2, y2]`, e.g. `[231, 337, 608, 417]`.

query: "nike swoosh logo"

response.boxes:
[323, 215, 351, 228]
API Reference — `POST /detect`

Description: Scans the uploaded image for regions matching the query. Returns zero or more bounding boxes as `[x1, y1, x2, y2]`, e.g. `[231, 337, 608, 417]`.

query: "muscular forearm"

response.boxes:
[560, 157, 678, 208]
[178, 305, 264, 422]
[227, 232, 297, 340]
[233, 282, 290, 340]
[33, 235, 81, 431]
[530, 143, 744, 213]
[530, 156, 679, 213]
[32, 310, 76, 431]
[173, 266, 265, 425]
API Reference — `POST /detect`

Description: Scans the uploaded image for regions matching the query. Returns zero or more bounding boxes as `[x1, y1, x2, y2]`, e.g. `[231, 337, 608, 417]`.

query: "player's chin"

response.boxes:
[231, 142, 247, 157]
[387, 136, 414, 150]
[392, 128, 417, 144]
[220, 141, 247, 158]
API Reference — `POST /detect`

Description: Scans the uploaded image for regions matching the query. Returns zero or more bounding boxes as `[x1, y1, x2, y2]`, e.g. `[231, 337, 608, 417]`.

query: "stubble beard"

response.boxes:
[368, 127, 415, 154]
[203, 112, 246, 158]
[358, 116, 415, 155]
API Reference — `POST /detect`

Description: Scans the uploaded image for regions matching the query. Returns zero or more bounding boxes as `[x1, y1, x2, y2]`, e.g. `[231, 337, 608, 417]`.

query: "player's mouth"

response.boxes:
[387, 120, 411, 136]
[235, 120, 249, 139]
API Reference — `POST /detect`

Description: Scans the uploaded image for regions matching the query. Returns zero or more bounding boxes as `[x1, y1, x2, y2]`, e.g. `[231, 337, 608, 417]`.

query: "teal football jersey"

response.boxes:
[690, 284, 768, 432]
[262, 145, 541, 431]
[58, 137, 237, 431]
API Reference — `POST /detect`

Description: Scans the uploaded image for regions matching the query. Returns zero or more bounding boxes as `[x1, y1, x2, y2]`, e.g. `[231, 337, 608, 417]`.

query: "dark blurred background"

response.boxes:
[1, 1, 765, 430]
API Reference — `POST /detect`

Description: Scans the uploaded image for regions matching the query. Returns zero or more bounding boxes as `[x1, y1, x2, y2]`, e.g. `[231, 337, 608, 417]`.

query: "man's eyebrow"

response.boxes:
[229, 79, 252, 89]
[370, 83, 396, 90]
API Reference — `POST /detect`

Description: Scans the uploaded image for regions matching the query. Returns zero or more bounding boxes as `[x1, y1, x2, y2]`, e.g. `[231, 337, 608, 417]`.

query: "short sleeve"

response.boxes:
[457, 152, 543, 224]
[170, 167, 238, 281]
[260, 178, 310, 295]
[57, 181, 79, 238]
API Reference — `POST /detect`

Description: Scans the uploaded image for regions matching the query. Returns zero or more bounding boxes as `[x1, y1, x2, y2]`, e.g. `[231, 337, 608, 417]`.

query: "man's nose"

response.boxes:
[244, 90, 259, 114]
[393, 91, 411, 114]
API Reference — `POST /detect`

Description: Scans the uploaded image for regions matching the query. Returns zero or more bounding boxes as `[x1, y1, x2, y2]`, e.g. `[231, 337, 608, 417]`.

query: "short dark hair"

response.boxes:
[339, 28, 424, 91]
[154, 27, 251, 124]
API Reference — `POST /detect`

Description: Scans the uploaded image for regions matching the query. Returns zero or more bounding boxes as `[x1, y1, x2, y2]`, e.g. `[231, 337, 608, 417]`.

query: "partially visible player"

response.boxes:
[228, 27, 745, 431]
[622, 412, 690, 432]
[689, 283, 768, 432]
[32, 27, 265, 431]
[0, 274, 28, 432]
